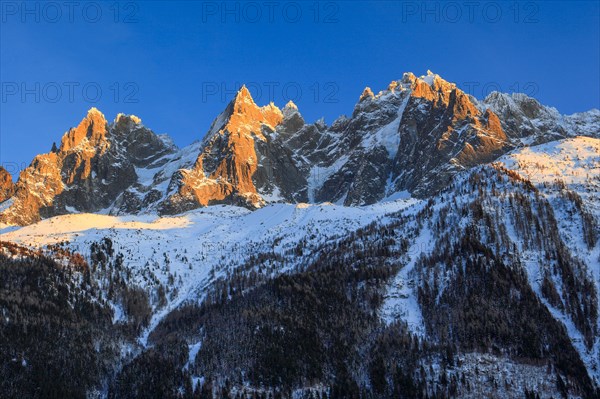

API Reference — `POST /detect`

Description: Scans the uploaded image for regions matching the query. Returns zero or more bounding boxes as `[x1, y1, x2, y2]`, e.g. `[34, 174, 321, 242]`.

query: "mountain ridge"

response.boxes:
[1, 71, 598, 226]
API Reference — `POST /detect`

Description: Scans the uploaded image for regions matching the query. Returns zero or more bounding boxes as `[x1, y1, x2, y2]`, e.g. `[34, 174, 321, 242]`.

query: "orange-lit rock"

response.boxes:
[161, 86, 285, 213]
[360, 87, 375, 101]
[59, 107, 109, 152]
[0, 108, 171, 225]
[0, 167, 14, 203]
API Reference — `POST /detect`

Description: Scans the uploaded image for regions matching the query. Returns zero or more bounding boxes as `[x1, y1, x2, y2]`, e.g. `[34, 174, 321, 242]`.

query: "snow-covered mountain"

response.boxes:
[0, 72, 599, 398]
[1, 72, 597, 226]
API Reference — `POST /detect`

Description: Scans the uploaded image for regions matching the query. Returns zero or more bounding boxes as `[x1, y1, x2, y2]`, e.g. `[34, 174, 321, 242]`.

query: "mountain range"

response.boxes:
[0, 71, 599, 399]
[1, 71, 597, 226]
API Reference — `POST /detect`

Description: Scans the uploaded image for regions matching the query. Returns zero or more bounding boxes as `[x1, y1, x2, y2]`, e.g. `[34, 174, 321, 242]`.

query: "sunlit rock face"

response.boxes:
[159, 86, 309, 215]
[0, 167, 14, 203]
[0, 109, 174, 225]
[1, 72, 599, 225]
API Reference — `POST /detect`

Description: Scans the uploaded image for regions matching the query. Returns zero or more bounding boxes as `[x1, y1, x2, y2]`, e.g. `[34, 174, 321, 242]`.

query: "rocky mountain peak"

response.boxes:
[0, 107, 174, 225]
[59, 107, 109, 152]
[230, 85, 258, 115]
[359, 87, 375, 102]
[229, 85, 282, 128]
[160, 86, 289, 214]
[114, 113, 142, 130]
[401, 72, 417, 84]
[387, 81, 399, 93]
[284, 100, 298, 109]
[278, 101, 305, 138]
[234, 84, 253, 103]
[282, 100, 298, 117]
[482, 90, 600, 143]
[204, 85, 283, 143]
[409, 71, 459, 103]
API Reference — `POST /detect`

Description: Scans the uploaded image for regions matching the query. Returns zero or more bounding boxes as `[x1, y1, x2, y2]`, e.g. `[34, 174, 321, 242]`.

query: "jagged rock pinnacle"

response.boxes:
[115, 113, 142, 127]
[284, 100, 298, 110]
[360, 87, 375, 102]
[59, 108, 109, 152]
[234, 85, 254, 103]
[282, 100, 300, 120]
[87, 107, 105, 117]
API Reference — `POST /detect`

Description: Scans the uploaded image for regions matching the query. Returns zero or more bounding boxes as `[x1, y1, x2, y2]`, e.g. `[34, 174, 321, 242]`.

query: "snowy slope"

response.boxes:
[498, 137, 600, 384]
[1, 198, 418, 346]
[498, 136, 600, 188]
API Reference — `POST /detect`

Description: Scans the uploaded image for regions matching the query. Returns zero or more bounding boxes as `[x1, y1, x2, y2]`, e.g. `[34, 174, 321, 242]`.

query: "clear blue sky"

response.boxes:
[1, 1, 599, 175]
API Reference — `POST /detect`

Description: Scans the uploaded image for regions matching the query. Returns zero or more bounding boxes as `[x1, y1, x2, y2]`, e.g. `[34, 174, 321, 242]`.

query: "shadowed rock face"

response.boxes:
[277, 71, 513, 203]
[0, 168, 14, 203]
[2, 72, 599, 225]
[388, 73, 511, 196]
[275, 71, 598, 203]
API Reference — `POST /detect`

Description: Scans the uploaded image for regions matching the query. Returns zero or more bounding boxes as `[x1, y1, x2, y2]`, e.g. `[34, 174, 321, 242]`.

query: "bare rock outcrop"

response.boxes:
[0, 167, 14, 203]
